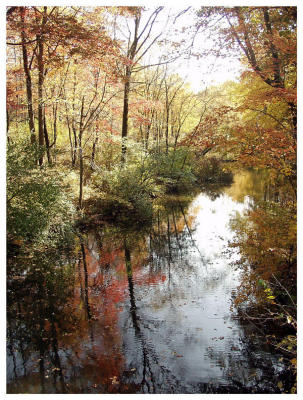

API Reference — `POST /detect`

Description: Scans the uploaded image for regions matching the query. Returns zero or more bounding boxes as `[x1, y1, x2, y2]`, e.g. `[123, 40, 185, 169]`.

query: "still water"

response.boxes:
[7, 170, 284, 393]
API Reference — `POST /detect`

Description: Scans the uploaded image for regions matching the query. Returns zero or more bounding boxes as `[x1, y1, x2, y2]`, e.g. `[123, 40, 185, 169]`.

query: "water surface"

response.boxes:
[7, 169, 283, 393]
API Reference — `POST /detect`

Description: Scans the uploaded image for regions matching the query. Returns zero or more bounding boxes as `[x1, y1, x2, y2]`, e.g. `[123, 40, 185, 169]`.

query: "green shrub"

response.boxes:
[90, 164, 154, 225]
[7, 141, 76, 246]
[147, 147, 196, 193]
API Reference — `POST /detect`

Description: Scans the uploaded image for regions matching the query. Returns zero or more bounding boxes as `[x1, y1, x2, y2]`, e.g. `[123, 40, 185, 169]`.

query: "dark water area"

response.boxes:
[7, 169, 288, 394]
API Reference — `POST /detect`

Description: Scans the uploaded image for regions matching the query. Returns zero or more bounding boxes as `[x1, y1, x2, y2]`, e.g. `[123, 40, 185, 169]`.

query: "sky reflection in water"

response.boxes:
[7, 171, 282, 393]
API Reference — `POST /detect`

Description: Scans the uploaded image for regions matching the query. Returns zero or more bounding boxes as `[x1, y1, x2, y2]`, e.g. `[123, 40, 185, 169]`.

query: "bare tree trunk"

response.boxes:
[121, 68, 131, 163]
[65, 104, 76, 167]
[36, 7, 47, 165]
[78, 97, 85, 209]
[20, 8, 36, 144]
[73, 128, 78, 167]
[79, 143, 83, 209]
[71, 67, 78, 166]
[7, 109, 10, 142]
[91, 135, 98, 169]
[165, 111, 169, 155]
[43, 111, 52, 164]
[120, 15, 140, 163]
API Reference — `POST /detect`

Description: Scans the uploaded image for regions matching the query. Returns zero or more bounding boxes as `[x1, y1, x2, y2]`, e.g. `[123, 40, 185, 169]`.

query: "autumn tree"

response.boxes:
[7, 6, 118, 165]
[189, 7, 296, 183]
[62, 60, 120, 208]
[107, 6, 193, 162]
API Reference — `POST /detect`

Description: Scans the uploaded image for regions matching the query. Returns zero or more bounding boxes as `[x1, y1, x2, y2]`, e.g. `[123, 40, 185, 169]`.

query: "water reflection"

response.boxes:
[7, 170, 284, 393]
[7, 248, 76, 393]
[225, 168, 295, 204]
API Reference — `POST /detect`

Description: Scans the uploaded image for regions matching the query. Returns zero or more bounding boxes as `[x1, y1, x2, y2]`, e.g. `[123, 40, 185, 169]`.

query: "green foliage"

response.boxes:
[87, 147, 233, 225]
[89, 162, 154, 225]
[7, 140, 76, 246]
[147, 146, 196, 193]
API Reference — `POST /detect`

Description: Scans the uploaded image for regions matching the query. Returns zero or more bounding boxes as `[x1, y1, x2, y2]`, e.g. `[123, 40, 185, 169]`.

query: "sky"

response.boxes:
[105, 4, 243, 92]
[123, 5, 243, 92]
[162, 6, 243, 92]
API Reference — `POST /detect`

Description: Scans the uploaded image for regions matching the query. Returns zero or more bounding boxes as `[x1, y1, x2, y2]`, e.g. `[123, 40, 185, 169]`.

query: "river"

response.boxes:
[7, 169, 286, 393]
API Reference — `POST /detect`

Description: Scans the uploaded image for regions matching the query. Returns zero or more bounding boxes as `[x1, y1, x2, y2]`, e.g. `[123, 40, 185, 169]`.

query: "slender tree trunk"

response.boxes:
[73, 128, 78, 167]
[165, 111, 169, 155]
[121, 68, 131, 163]
[7, 109, 10, 142]
[91, 135, 98, 169]
[72, 67, 78, 166]
[145, 123, 151, 150]
[36, 7, 47, 165]
[64, 104, 76, 167]
[165, 84, 169, 155]
[20, 8, 36, 144]
[79, 142, 83, 209]
[43, 111, 52, 164]
[52, 104, 58, 148]
[78, 97, 85, 209]
[120, 15, 140, 163]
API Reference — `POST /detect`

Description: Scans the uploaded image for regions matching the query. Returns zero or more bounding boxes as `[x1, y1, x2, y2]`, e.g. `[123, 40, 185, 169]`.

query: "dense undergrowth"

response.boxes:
[7, 141, 76, 252]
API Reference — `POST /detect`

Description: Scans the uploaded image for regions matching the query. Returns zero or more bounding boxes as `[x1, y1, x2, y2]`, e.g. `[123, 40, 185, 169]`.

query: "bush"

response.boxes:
[89, 164, 154, 225]
[147, 147, 196, 193]
[7, 141, 76, 247]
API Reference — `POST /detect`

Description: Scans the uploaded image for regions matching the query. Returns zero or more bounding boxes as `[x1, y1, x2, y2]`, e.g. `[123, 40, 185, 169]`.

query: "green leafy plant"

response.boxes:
[7, 140, 76, 246]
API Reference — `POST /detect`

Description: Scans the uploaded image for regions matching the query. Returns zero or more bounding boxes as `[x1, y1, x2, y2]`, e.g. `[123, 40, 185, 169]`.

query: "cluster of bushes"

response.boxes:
[7, 141, 76, 251]
[83, 146, 232, 226]
[146, 147, 196, 194]
[7, 139, 233, 240]
[86, 164, 154, 226]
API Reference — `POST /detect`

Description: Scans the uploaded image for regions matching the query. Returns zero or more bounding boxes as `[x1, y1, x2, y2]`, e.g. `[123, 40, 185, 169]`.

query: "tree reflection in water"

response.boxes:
[7, 174, 287, 393]
[7, 247, 77, 393]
